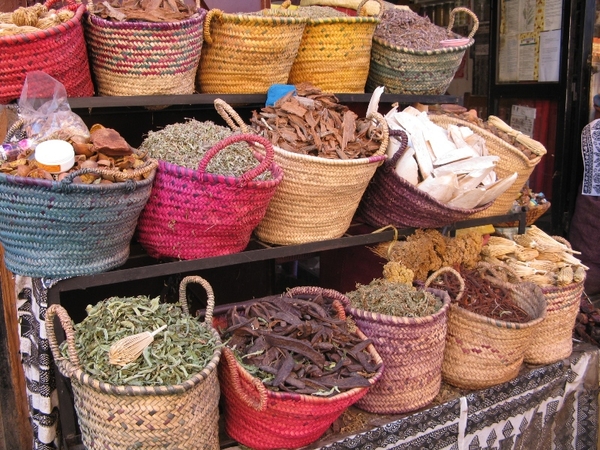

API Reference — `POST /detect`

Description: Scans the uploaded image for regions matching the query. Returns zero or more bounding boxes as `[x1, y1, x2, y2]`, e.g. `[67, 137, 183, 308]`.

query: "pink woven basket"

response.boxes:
[136, 134, 283, 260]
[0, 0, 94, 104]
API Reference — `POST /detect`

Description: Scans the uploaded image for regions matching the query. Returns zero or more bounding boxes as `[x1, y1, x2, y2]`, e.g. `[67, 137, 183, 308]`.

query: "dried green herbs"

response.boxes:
[60, 295, 219, 386]
[346, 279, 442, 317]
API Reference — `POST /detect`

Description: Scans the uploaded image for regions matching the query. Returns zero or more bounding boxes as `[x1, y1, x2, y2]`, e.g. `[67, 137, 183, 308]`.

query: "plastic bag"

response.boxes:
[18, 71, 89, 143]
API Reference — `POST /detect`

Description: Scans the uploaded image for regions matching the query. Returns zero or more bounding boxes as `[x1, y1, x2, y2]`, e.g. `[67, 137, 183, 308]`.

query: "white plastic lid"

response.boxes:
[35, 140, 75, 174]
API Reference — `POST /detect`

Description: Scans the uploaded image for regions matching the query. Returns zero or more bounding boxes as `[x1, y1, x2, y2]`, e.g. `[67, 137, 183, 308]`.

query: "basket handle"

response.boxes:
[178, 275, 215, 326]
[45, 304, 81, 371]
[60, 157, 158, 185]
[197, 134, 275, 183]
[476, 261, 521, 287]
[447, 7, 479, 39]
[214, 99, 250, 133]
[368, 111, 390, 157]
[387, 129, 409, 166]
[424, 266, 465, 301]
[44, 0, 80, 12]
[203, 9, 223, 45]
[357, 0, 384, 18]
[222, 346, 268, 411]
[284, 286, 348, 320]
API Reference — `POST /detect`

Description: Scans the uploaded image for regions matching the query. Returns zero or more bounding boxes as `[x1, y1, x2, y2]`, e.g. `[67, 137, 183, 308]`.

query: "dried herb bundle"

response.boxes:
[60, 296, 219, 386]
[90, 0, 197, 22]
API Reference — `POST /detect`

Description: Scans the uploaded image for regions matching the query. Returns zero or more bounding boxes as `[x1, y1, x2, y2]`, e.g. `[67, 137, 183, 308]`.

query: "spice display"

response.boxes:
[291, 5, 348, 18]
[60, 296, 219, 386]
[220, 294, 382, 396]
[249, 83, 384, 159]
[139, 119, 272, 179]
[0, 3, 74, 36]
[89, 0, 198, 22]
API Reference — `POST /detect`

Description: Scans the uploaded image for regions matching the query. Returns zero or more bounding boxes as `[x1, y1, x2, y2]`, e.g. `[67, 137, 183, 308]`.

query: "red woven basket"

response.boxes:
[0, 0, 94, 104]
[135, 134, 283, 260]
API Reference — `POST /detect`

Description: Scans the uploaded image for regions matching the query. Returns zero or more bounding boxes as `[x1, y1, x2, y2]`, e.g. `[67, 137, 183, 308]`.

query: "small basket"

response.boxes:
[135, 133, 283, 260]
[428, 113, 545, 219]
[0, 0, 94, 104]
[84, 6, 206, 96]
[495, 201, 551, 227]
[286, 0, 383, 93]
[366, 7, 478, 95]
[197, 9, 307, 93]
[218, 286, 384, 450]
[357, 129, 492, 229]
[0, 158, 157, 278]
[45, 276, 222, 450]
[339, 280, 451, 414]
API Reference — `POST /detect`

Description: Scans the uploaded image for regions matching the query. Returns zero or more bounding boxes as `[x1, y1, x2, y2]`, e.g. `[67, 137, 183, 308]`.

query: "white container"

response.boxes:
[35, 140, 75, 174]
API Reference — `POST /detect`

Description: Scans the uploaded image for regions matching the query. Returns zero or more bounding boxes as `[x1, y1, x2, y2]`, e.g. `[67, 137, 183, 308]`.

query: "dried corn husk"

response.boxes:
[488, 116, 547, 157]
[557, 266, 574, 286]
[514, 247, 539, 262]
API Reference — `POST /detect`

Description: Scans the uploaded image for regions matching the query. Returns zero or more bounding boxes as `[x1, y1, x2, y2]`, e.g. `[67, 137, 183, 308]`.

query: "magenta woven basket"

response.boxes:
[0, 0, 94, 104]
[136, 134, 283, 260]
[357, 129, 491, 229]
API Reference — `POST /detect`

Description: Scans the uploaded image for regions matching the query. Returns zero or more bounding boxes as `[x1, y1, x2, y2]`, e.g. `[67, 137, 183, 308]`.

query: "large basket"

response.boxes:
[366, 7, 478, 95]
[495, 201, 551, 227]
[136, 133, 283, 260]
[0, 0, 94, 104]
[357, 129, 492, 229]
[428, 113, 545, 219]
[339, 281, 451, 414]
[286, 0, 382, 93]
[218, 287, 384, 450]
[45, 276, 222, 450]
[0, 158, 157, 278]
[197, 9, 307, 94]
[84, 7, 206, 96]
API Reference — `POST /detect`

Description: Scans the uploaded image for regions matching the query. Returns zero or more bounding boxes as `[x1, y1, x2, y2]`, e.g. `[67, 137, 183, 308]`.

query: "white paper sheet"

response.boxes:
[539, 30, 561, 82]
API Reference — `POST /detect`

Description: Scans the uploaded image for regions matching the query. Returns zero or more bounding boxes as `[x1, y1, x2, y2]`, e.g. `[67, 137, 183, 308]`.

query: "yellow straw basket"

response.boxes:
[197, 9, 308, 93]
[286, 0, 383, 93]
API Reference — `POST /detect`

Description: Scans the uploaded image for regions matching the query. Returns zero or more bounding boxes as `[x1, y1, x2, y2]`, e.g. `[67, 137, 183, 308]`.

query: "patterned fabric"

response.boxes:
[580, 118, 600, 196]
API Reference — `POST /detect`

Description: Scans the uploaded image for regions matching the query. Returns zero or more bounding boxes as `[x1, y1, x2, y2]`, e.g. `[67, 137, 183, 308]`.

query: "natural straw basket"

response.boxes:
[84, 4, 206, 96]
[439, 265, 546, 390]
[135, 132, 283, 260]
[218, 286, 384, 450]
[0, 157, 157, 278]
[340, 280, 451, 414]
[286, 0, 383, 93]
[357, 129, 492, 229]
[366, 7, 478, 95]
[0, 0, 94, 104]
[197, 9, 307, 94]
[45, 275, 222, 450]
[495, 201, 551, 228]
[428, 113, 546, 219]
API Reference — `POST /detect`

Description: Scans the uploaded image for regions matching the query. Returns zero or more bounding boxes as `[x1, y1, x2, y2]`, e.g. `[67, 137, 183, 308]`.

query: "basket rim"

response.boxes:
[372, 33, 474, 55]
[0, 3, 86, 45]
[209, 9, 309, 24]
[273, 144, 386, 166]
[449, 299, 546, 329]
[302, 15, 380, 24]
[87, 7, 206, 29]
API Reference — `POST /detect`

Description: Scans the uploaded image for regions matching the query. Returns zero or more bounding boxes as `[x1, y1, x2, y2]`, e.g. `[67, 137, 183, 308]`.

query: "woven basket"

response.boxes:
[286, 0, 382, 93]
[46, 276, 222, 450]
[366, 7, 478, 95]
[428, 113, 545, 219]
[136, 133, 283, 260]
[339, 282, 451, 414]
[439, 266, 547, 390]
[197, 9, 307, 94]
[0, 0, 94, 104]
[495, 201, 551, 228]
[0, 158, 157, 278]
[84, 6, 206, 96]
[218, 287, 384, 450]
[357, 129, 492, 229]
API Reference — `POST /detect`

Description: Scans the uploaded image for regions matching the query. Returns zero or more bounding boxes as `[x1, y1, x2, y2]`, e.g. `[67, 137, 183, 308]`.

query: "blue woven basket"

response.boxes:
[0, 160, 157, 278]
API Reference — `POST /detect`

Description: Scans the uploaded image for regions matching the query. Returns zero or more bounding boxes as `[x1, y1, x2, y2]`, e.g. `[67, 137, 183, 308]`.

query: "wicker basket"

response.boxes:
[339, 282, 451, 414]
[197, 9, 307, 94]
[366, 7, 478, 95]
[357, 129, 493, 229]
[0, 158, 157, 278]
[84, 6, 206, 96]
[218, 287, 384, 450]
[428, 113, 545, 219]
[0, 0, 94, 104]
[286, 0, 382, 93]
[136, 133, 283, 260]
[495, 201, 551, 228]
[45, 276, 222, 450]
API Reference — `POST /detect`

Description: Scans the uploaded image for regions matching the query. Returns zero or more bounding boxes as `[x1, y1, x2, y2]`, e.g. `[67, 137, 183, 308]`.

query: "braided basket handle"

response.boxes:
[222, 346, 268, 411]
[44, 0, 80, 12]
[178, 275, 215, 326]
[447, 7, 479, 39]
[203, 8, 222, 45]
[357, 0, 384, 18]
[424, 266, 465, 301]
[552, 235, 572, 249]
[214, 98, 250, 133]
[284, 286, 348, 320]
[61, 157, 158, 184]
[387, 129, 409, 166]
[45, 304, 81, 372]
[368, 111, 389, 157]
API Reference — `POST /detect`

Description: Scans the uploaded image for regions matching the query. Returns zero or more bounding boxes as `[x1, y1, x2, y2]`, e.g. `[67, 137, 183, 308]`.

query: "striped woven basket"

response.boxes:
[286, 0, 382, 93]
[0, 0, 94, 104]
[45, 276, 222, 450]
[367, 7, 477, 95]
[84, 6, 206, 96]
[197, 9, 307, 94]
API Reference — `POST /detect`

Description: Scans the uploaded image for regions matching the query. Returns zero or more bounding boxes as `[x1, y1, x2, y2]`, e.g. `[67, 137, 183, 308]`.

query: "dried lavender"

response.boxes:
[293, 6, 348, 18]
